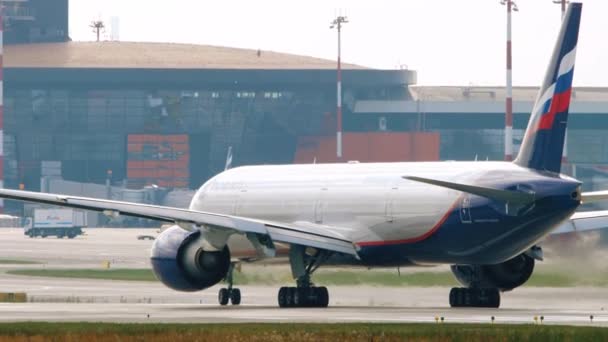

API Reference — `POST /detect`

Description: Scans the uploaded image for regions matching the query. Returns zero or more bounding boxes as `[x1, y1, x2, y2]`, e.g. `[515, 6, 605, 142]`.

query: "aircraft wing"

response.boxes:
[552, 210, 608, 235]
[0, 189, 358, 257]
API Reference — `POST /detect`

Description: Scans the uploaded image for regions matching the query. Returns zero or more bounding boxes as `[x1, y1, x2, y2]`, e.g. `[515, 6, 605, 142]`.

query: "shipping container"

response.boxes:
[294, 132, 440, 164]
[127, 134, 190, 189]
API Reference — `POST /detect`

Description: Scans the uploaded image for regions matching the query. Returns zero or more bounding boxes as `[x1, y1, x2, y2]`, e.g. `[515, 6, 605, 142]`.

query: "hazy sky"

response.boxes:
[69, 0, 607, 86]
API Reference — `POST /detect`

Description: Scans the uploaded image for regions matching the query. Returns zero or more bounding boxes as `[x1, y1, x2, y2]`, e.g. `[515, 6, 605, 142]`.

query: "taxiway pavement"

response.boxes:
[0, 228, 607, 325]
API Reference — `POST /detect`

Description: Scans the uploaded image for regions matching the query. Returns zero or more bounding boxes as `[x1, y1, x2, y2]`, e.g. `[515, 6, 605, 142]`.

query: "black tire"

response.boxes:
[278, 287, 287, 308]
[230, 288, 241, 305]
[317, 287, 329, 308]
[449, 288, 463, 307]
[487, 288, 500, 308]
[449, 288, 457, 307]
[218, 288, 229, 306]
[41, 232, 47, 238]
[285, 287, 295, 308]
[304, 287, 315, 308]
[293, 287, 304, 307]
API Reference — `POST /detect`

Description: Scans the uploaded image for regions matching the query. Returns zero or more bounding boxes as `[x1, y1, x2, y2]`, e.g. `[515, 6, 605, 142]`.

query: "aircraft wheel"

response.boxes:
[449, 287, 500, 308]
[278, 286, 329, 308]
[218, 288, 230, 306]
[230, 288, 241, 305]
[278, 287, 288, 308]
[285, 287, 295, 307]
[316, 286, 329, 308]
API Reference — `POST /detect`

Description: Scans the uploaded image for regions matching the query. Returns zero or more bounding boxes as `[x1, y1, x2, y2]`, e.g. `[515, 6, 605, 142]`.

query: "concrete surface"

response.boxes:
[0, 228, 607, 325]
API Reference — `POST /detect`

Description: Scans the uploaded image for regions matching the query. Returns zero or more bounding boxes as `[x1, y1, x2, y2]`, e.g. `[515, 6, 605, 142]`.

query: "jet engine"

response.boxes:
[150, 225, 231, 292]
[450, 254, 535, 291]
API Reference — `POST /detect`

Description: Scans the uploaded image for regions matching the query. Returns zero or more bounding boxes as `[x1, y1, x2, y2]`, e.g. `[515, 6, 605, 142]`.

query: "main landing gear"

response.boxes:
[278, 286, 329, 308]
[449, 287, 500, 308]
[278, 245, 330, 308]
[218, 262, 241, 306]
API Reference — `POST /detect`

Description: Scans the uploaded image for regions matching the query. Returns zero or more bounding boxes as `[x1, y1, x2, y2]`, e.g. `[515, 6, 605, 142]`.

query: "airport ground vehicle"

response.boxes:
[24, 209, 87, 239]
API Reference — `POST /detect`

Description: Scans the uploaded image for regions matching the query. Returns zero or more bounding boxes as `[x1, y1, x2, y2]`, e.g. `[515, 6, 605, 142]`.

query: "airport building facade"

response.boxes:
[6, 58, 608, 193]
[4, 50, 414, 193]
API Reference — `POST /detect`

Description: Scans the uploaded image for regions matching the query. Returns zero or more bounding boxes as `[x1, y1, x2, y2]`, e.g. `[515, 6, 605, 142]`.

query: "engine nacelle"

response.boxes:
[150, 225, 231, 292]
[451, 253, 535, 292]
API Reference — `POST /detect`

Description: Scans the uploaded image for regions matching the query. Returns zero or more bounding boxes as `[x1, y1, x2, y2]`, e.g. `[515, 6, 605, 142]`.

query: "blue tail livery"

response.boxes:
[515, 3, 581, 173]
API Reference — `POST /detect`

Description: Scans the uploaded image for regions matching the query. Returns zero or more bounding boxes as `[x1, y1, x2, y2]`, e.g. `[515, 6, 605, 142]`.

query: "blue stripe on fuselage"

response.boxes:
[357, 177, 580, 267]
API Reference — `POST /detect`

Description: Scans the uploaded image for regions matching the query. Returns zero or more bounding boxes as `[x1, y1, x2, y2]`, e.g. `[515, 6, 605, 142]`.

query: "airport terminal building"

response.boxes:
[4, 42, 415, 190]
[3, 0, 608, 216]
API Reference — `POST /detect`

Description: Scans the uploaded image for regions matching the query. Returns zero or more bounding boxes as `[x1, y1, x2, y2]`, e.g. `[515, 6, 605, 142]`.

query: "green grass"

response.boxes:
[0, 322, 605, 342]
[8, 266, 608, 288]
[7, 269, 157, 282]
[0, 259, 40, 265]
[315, 270, 459, 286]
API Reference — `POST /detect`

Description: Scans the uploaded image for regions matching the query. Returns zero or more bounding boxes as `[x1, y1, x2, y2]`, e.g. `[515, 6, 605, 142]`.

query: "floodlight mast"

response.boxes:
[0, 2, 4, 212]
[553, 0, 568, 18]
[330, 16, 348, 160]
[500, 0, 518, 161]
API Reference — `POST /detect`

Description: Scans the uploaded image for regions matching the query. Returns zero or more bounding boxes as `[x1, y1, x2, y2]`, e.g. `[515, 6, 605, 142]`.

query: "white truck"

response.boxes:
[24, 209, 87, 239]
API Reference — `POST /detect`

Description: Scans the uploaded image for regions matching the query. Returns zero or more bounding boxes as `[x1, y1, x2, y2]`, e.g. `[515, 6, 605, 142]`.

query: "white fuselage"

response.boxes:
[189, 161, 537, 258]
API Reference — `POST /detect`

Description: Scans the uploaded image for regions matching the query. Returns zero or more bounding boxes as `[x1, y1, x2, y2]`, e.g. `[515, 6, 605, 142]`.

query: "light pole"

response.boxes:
[330, 16, 348, 160]
[553, 0, 567, 18]
[0, 1, 4, 212]
[500, 0, 518, 161]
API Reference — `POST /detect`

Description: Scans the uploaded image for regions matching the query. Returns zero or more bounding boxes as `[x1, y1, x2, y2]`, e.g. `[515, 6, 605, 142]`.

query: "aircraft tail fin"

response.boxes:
[514, 3, 582, 173]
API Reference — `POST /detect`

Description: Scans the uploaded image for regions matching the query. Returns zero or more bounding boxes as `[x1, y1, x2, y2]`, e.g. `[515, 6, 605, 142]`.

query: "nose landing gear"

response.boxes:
[218, 262, 241, 305]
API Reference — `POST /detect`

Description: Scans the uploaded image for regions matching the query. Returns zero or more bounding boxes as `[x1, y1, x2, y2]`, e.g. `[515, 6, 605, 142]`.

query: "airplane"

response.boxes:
[0, 2, 606, 309]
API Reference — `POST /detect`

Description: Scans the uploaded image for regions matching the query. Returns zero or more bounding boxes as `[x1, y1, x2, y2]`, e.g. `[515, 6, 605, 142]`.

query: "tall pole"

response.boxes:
[0, 2, 4, 212]
[501, 0, 517, 161]
[331, 16, 348, 160]
[554, 0, 567, 18]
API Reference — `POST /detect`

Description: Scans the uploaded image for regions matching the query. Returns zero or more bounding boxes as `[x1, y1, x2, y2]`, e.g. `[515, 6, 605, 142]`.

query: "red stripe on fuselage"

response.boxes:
[356, 198, 460, 247]
[537, 88, 572, 130]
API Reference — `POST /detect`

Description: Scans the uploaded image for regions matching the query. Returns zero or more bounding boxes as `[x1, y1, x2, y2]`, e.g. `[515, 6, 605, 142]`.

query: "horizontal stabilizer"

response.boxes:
[552, 210, 608, 235]
[403, 176, 535, 204]
[581, 190, 608, 204]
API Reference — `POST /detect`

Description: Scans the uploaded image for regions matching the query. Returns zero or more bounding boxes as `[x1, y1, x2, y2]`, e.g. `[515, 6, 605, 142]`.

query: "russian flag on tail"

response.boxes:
[515, 3, 581, 173]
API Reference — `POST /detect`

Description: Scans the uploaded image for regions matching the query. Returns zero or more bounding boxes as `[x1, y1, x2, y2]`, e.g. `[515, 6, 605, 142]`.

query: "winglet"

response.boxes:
[403, 176, 535, 204]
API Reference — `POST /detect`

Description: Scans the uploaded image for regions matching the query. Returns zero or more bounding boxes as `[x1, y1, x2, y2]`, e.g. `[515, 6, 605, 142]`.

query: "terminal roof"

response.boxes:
[409, 86, 608, 102]
[5, 42, 367, 70]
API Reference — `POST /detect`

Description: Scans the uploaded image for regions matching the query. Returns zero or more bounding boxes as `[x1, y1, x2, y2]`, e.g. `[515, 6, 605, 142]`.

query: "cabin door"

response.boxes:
[459, 195, 472, 223]
[232, 185, 247, 216]
[385, 186, 398, 223]
[314, 187, 327, 224]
